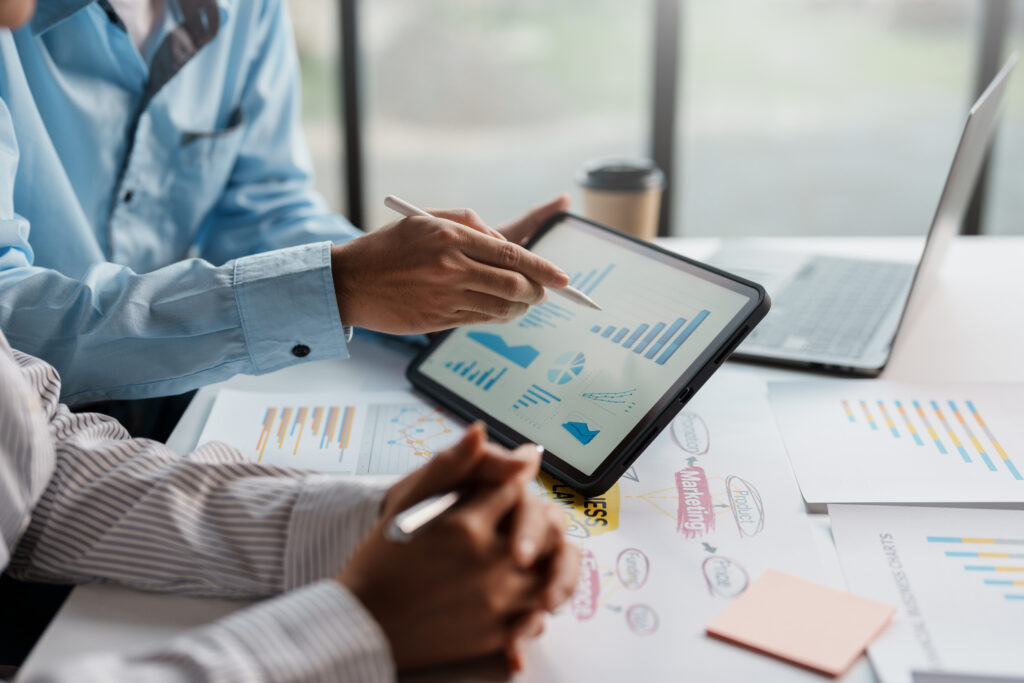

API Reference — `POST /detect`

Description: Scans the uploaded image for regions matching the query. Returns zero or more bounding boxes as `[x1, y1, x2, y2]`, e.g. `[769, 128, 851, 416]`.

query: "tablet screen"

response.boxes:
[417, 216, 752, 476]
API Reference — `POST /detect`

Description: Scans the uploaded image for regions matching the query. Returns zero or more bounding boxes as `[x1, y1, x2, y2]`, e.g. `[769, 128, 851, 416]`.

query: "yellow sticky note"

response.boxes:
[706, 569, 895, 678]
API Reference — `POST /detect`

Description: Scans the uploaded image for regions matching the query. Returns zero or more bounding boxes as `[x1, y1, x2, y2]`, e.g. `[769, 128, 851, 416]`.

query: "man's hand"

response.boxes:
[498, 194, 571, 245]
[337, 425, 580, 672]
[330, 196, 571, 334]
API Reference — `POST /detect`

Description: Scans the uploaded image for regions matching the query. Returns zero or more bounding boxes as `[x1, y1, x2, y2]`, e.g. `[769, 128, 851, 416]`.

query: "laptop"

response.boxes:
[707, 53, 1017, 377]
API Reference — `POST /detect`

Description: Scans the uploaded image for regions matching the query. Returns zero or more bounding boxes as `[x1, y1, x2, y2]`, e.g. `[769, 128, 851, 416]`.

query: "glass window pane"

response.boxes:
[361, 0, 649, 232]
[985, 4, 1024, 235]
[678, 0, 978, 237]
[292, 1, 346, 214]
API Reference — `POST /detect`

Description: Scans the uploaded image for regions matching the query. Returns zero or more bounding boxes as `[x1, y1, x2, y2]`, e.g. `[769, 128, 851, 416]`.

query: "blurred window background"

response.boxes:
[290, 0, 1024, 236]
[292, 0, 345, 212]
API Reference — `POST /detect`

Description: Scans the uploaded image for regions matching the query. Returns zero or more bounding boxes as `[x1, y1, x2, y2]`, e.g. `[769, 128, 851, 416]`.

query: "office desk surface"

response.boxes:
[19, 236, 1024, 682]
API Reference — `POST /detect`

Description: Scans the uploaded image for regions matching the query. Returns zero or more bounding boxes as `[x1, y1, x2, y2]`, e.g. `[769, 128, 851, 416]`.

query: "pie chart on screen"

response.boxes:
[548, 352, 585, 385]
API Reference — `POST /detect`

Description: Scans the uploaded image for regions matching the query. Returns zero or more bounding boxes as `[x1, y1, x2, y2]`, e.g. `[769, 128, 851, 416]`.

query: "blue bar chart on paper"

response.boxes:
[520, 263, 615, 330]
[590, 309, 710, 365]
[443, 360, 507, 391]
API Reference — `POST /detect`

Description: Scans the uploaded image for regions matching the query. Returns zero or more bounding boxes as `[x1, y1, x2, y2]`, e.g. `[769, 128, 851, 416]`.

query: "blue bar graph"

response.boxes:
[444, 361, 506, 392]
[624, 324, 648, 349]
[644, 318, 686, 359]
[634, 323, 665, 354]
[656, 310, 710, 365]
[519, 263, 615, 329]
[586, 265, 614, 295]
[513, 384, 562, 410]
[484, 368, 506, 389]
[588, 310, 711, 366]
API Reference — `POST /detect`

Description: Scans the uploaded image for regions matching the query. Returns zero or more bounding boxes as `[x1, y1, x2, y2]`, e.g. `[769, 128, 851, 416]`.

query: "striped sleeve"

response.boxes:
[0, 339, 396, 680]
[8, 350, 388, 596]
[0, 339, 56, 578]
[24, 581, 393, 683]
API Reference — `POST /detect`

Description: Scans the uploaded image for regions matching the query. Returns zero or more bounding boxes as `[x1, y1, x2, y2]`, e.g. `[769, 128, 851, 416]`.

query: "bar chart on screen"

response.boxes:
[443, 359, 507, 392]
[519, 263, 614, 330]
[589, 310, 710, 366]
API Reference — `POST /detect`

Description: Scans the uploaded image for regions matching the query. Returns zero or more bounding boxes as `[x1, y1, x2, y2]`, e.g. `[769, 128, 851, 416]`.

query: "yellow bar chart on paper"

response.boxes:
[254, 405, 357, 463]
[769, 382, 1024, 506]
[199, 389, 463, 475]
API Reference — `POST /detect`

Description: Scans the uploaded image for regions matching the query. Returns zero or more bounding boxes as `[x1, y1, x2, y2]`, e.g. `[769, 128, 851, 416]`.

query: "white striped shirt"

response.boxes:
[0, 330, 395, 682]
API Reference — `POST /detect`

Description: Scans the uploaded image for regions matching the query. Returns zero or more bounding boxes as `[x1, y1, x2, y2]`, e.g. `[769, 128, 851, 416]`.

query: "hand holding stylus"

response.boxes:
[329, 194, 579, 334]
[386, 195, 601, 311]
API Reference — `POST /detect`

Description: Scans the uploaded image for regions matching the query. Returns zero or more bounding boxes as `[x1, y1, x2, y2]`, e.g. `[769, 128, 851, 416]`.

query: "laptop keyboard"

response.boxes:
[745, 256, 916, 359]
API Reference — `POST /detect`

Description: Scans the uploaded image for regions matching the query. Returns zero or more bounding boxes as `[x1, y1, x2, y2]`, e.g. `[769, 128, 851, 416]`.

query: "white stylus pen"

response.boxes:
[384, 195, 602, 311]
[386, 443, 549, 543]
[385, 490, 461, 543]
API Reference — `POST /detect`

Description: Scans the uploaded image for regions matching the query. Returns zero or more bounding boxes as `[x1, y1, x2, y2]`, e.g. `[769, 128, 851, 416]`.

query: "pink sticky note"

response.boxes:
[706, 569, 895, 678]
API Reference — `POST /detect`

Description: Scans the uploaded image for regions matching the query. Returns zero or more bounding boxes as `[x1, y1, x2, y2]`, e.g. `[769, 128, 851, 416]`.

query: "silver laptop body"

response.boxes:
[709, 54, 1017, 377]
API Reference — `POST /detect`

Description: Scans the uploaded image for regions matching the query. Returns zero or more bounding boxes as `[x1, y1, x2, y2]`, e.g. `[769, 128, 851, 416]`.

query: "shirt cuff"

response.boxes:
[233, 242, 348, 374]
[188, 580, 394, 682]
[283, 475, 389, 590]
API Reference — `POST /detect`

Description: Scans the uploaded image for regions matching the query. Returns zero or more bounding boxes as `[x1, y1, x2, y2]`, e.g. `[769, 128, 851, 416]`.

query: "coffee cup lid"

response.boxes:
[577, 158, 665, 192]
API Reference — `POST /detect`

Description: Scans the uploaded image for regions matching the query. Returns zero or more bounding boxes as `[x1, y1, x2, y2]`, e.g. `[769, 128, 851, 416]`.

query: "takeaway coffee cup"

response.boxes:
[577, 158, 664, 241]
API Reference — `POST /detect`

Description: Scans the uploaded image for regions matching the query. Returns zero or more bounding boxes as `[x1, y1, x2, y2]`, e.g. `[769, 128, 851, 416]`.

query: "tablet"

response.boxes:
[407, 212, 769, 496]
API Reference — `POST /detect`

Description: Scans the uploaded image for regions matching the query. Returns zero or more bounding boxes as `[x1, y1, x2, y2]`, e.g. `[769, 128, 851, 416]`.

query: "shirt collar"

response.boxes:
[30, 0, 92, 34]
[31, 0, 234, 36]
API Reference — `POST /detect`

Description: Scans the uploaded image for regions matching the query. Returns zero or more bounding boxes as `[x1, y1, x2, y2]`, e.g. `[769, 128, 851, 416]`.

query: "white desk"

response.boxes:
[19, 237, 1024, 682]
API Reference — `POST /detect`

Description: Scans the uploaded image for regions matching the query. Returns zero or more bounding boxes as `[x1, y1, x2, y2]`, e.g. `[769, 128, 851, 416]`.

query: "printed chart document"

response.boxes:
[197, 374, 848, 681]
[768, 382, 1024, 505]
[198, 389, 463, 474]
[830, 505, 1024, 683]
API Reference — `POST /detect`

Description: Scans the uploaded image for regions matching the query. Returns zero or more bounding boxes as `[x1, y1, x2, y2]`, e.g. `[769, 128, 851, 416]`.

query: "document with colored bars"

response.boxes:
[830, 504, 1024, 683]
[195, 375, 849, 682]
[767, 381, 1024, 506]
[197, 389, 463, 475]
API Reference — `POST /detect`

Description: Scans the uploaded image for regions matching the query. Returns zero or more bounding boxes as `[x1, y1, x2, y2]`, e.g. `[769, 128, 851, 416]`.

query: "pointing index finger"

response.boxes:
[461, 231, 569, 288]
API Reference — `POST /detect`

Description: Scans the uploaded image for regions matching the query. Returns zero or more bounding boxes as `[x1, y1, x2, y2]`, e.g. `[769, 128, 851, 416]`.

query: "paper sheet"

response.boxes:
[197, 374, 838, 680]
[768, 382, 1024, 505]
[830, 504, 1024, 683]
[197, 389, 464, 474]
[518, 372, 841, 681]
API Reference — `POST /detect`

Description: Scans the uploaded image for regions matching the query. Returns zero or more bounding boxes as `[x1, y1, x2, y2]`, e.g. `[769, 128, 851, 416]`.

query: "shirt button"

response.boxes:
[291, 344, 311, 358]
[123, 190, 134, 203]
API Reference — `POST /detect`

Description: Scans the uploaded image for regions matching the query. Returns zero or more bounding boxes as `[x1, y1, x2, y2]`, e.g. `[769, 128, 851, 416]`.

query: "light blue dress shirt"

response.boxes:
[0, 0, 361, 404]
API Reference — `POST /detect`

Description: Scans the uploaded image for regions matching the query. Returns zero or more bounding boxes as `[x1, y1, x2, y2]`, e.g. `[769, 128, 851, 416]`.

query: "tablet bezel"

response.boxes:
[406, 212, 769, 497]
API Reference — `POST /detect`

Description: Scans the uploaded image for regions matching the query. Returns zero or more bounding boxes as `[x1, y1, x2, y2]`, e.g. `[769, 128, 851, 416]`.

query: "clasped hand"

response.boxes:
[338, 423, 581, 673]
